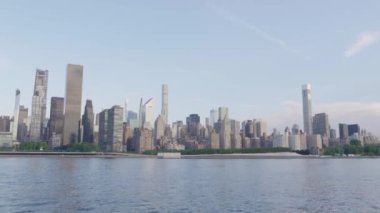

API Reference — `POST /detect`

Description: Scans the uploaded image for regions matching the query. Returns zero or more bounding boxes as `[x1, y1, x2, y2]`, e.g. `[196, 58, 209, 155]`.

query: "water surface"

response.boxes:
[0, 157, 379, 212]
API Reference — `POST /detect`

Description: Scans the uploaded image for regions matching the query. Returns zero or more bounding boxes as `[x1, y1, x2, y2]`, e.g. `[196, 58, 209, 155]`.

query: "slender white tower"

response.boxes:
[12, 89, 21, 141]
[161, 84, 168, 124]
[302, 84, 313, 135]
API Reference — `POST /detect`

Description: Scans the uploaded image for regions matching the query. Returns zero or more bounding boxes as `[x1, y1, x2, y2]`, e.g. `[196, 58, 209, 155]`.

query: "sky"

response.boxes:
[0, 0, 379, 135]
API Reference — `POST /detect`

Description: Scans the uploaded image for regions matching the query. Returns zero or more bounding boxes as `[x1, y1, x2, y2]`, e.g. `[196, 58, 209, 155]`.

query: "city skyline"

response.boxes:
[0, 1, 379, 135]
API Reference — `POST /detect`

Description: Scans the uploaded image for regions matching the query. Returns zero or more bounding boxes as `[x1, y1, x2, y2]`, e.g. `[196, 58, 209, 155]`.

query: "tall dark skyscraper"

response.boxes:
[49, 97, 64, 140]
[63, 64, 83, 145]
[29, 69, 48, 141]
[313, 113, 330, 138]
[348, 124, 360, 136]
[0, 116, 11, 132]
[186, 114, 201, 137]
[82, 100, 94, 143]
[17, 106, 29, 141]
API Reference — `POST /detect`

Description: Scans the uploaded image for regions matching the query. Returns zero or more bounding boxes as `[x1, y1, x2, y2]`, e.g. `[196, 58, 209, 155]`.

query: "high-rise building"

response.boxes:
[292, 124, 300, 135]
[98, 109, 109, 151]
[98, 106, 124, 152]
[154, 115, 166, 145]
[49, 97, 64, 147]
[348, 124, 360, 136]
[161, 84, 169, 124]
[210, 109, 218, 126]
[186, 114, 201, 137]
[244, 120, 257, 138]
[255, 120, 268, 137]
[0, 116, 11, 132]
[29, 69, 48, 141]
[339, 124, 349, 139]
[142, 98, 155, 129]
[132, 128, 153, 153]
[127, 111, 139, 129]
[63, 64, 83, 145]
[124, 98, 128, 123]
[218, 107, 229, 121]
[230, 119, 241, 135]
[12, 89, 21, 141]
[49, 97, 64, 138]
[107, 106, 124, 152]
[302, 84, 313, 135]
[17, 106, 29, 142]
[330, 129, 337, 139]
[219, 107, 231, 149]
[312, 113, 330, 139]
[82, 100, 94, 143]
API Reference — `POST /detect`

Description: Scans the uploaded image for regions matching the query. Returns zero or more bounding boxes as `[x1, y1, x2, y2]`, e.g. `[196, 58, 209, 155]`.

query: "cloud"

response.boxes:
[205, 2, 290, 50]
[344, 31, 380, 57]
[264, 101, 380, 136]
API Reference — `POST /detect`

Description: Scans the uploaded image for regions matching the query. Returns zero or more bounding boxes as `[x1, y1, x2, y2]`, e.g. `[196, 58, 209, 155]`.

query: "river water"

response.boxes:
[0, 157, 379, 212]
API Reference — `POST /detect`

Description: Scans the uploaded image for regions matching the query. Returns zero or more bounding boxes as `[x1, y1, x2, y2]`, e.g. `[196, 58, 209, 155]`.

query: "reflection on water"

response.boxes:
[0, 157, 380, 212]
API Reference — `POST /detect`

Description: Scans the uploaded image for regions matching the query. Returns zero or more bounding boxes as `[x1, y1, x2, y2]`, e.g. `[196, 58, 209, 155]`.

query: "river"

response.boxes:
[0, 157, 379, 212]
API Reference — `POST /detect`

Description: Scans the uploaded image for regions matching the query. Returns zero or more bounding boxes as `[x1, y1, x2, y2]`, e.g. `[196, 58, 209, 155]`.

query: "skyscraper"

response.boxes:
[312, 113, 330, 138]
[17, 106, 28, 142]
[218, 107, 229, 121]
[12, 89, 21, 141]
[161, 84, 169, 124]
[63, 64, 83, 145]
[82, 100, 94, 143]
[29, 69, 48, 141]
[186, 114, 201, 137]
[107, 106, 124, 152]
[98, 109, 109, 151]
[143, 98, 155, 129]
[219, 107, 231, 149]
[98, 106, 124, 152]
[127, 110, 139, 129]
[348, 124, 360, 136]
[0, 116, 11, 132]
[255, 120, 268, 137]
[302, 84, 313, 135]
[339, 124, 349, 139]
[154, 115, 166, 144]
[49, 97, 64, 146]
[210, 109, 218, 126]
[124, 98, 128, 123]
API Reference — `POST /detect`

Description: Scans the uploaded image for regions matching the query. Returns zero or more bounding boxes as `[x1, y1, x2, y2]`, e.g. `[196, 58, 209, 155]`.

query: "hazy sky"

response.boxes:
[0, 0, 379, 135]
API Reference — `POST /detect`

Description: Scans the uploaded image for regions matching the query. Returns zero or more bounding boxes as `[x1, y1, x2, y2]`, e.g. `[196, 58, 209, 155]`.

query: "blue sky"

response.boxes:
[0, 0, 379, 135]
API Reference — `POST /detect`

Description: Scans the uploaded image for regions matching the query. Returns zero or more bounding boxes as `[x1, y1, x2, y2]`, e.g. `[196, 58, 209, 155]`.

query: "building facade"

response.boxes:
[82, 100, 94, 143]
[312, 113, 330, 139]
[98, 106, 124, 152]
[161, 84, 169, 124]
[302, 84, 313, 135]
[17, 106, 29, 142]
[63, 64, 83, 145]
[12, 89, 21, 141]
[29, 69, 48, 141]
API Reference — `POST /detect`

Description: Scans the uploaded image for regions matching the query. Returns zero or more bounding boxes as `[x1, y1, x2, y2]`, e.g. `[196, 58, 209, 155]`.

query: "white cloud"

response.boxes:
[264, 101, 380, 136]
[206, 2, 289, 49]
[345, 31, 380, 57]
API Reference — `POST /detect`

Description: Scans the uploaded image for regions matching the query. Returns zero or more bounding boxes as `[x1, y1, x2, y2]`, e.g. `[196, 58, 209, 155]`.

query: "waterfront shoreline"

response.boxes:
[1, 152, 380, 159]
